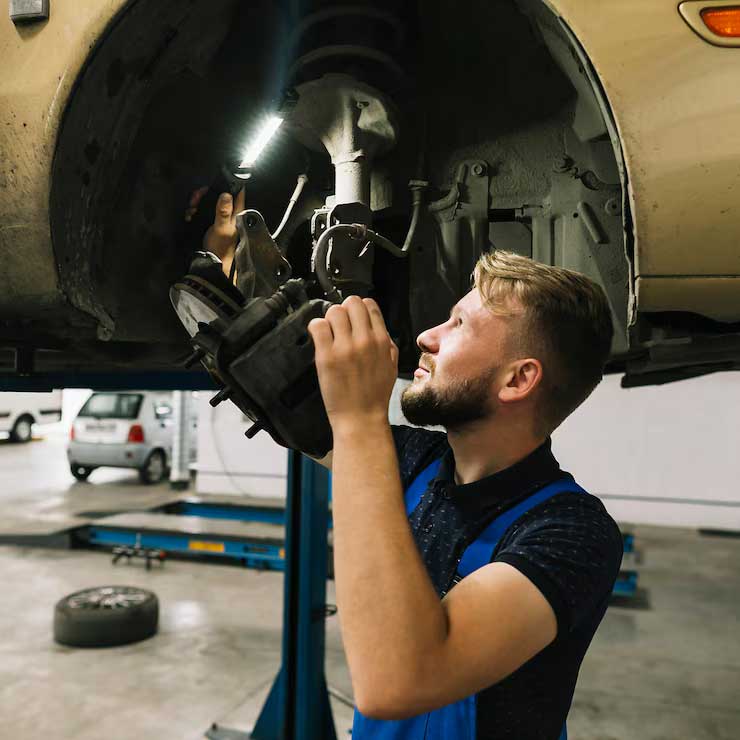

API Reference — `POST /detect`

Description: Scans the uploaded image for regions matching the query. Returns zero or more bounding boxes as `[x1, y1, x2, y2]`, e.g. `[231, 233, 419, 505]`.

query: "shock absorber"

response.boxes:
[285, 0, 415, 216]
[281, 2, 417, 298]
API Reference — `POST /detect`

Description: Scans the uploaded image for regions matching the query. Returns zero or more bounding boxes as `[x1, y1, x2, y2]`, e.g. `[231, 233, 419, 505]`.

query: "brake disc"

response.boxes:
[170, 273, 243, 337]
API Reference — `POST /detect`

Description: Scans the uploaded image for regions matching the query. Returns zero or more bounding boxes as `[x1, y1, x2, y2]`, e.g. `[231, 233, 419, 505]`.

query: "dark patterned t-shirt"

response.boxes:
[391, 425, 623, 740]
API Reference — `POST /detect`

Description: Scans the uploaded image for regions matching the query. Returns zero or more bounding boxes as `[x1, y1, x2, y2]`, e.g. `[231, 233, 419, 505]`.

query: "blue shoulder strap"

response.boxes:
[458, 476, 587, 578]
[357, 465, 579, 740]
[404, 458, 443, 515]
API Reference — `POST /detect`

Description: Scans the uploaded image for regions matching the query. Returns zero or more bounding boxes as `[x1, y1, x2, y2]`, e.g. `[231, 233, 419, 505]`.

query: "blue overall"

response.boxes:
[352, 459, 586, 740]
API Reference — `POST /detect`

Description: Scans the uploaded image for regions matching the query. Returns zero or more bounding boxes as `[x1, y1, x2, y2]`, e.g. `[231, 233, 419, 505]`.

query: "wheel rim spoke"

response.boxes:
[148, 455, 163, 478]
[68, 587, 148, 610]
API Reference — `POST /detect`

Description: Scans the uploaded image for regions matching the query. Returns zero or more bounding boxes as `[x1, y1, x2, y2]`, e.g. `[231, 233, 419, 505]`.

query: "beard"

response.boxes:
[401, 369, 494, 430]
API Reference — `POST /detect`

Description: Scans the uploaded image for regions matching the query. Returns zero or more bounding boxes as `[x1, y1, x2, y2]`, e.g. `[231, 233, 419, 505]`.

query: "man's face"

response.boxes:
[401, 288, 517, 429]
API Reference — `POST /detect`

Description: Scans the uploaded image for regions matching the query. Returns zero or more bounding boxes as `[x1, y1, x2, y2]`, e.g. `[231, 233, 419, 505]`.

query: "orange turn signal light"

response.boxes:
[701, 6, 740, 36]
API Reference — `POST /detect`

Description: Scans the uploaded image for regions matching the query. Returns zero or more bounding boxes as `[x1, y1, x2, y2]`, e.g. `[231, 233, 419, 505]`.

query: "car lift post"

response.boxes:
[169, 390, 192, 490]
[207, 450, 337, 740]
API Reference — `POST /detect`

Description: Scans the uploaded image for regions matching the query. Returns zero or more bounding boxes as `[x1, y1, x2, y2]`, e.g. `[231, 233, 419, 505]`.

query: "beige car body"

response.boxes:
[1, 1, 129, 322]
[0, 0, 738, 383]
[550, 0, 740, 323]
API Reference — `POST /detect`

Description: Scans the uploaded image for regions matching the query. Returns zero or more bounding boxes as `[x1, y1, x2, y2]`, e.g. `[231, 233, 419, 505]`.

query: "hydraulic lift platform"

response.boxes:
[72, 489, 333, 574]
[81, 511, 289, 570]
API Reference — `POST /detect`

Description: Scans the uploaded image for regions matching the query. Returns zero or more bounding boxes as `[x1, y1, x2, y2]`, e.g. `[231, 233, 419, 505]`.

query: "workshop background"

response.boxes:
[0, 375, 738, 740]
[3, 0, 740, 737]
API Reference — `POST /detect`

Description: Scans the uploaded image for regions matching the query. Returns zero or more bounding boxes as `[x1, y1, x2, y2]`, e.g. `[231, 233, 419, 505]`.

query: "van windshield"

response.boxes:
[78, 393, 143, 420]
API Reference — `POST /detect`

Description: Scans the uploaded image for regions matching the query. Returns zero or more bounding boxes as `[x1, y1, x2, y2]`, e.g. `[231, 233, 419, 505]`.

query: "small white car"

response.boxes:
[0, 391, 63, 443]
[67, 391, 189, 484]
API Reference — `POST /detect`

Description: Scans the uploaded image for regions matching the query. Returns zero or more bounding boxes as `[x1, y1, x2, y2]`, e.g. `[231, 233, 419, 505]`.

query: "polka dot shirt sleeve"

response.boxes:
[493, 492, 624, 635]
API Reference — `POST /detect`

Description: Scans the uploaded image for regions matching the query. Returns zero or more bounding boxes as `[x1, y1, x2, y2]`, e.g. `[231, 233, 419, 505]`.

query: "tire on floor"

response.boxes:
[53, 586, 159, 648]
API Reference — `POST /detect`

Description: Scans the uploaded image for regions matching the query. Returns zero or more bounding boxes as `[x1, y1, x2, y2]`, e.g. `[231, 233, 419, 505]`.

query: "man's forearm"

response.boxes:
[331, 418, 448, 713]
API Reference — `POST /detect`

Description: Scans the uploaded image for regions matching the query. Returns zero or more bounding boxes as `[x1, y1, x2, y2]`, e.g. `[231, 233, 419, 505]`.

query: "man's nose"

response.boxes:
[416, 325, 440, 354]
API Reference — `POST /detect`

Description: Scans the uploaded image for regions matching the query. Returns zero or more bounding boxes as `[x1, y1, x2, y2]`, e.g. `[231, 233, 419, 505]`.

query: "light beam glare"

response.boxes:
[239, 115, 284, 168]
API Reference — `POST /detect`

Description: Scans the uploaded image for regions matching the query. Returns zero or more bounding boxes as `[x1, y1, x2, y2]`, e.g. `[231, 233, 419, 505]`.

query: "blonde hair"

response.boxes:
[473, 250, 613, 433]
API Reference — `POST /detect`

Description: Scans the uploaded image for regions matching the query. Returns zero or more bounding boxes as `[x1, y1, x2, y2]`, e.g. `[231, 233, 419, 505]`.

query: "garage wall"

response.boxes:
[196, 393, 287, 498]
[552, 372, 740, 531]
[61, 389, 92, 427]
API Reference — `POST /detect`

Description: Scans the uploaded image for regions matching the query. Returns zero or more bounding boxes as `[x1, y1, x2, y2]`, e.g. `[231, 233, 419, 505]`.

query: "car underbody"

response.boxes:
[1, 0, 739, 390]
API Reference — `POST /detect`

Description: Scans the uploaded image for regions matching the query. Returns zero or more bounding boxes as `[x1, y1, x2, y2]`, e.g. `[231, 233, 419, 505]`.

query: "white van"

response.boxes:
[0, 390, 63, 442]
[67, 391, 196, 484]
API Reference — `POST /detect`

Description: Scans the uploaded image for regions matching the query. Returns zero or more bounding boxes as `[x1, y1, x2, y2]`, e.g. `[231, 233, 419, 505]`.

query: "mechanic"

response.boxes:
[196, 190, 623, 740]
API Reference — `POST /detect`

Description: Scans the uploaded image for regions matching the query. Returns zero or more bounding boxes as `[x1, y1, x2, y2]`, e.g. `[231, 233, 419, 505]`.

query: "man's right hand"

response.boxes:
[185, 187, 245, 280]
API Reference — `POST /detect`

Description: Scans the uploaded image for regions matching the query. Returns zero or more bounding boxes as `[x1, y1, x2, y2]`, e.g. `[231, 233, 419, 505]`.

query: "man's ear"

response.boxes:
[498, 358, 543, 404]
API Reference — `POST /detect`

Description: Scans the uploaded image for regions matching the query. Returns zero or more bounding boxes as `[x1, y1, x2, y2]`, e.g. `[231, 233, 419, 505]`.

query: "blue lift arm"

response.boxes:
[207, 451, 338, 740]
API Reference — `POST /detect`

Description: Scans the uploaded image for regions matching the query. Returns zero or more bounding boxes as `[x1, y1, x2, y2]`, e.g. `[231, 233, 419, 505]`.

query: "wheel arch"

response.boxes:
[13, 412, 35, 426]
[541, 0, 740, 318]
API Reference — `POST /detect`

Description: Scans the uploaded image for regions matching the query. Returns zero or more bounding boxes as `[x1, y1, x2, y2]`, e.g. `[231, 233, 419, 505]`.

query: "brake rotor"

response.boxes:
[169, 274, 242, 337]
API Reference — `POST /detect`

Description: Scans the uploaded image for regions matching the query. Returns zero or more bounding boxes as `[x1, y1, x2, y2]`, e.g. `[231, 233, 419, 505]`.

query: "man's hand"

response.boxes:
[308, 296, 398, 432]
[185, 187, 245, 279]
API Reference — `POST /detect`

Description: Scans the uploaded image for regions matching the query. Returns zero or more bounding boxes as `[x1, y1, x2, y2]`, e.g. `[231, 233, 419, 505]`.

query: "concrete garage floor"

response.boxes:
[1, 432, 740, 739]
